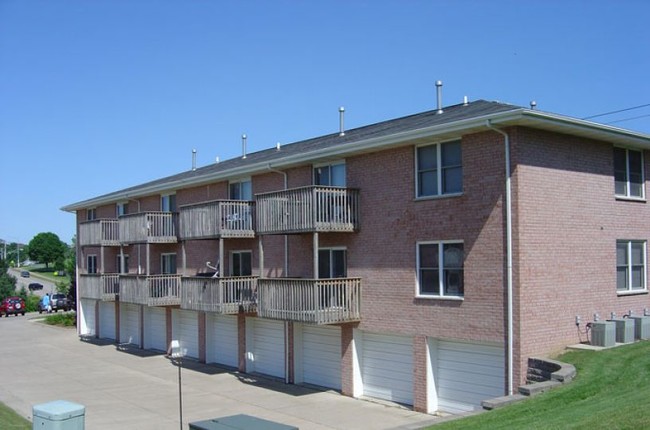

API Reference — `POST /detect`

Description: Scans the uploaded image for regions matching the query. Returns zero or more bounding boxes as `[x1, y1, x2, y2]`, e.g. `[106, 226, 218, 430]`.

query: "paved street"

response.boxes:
[0, 314, 442, 429]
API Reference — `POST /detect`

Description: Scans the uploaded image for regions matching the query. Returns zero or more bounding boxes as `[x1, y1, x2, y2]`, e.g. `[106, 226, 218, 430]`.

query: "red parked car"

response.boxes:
[0, 297, 26, 317]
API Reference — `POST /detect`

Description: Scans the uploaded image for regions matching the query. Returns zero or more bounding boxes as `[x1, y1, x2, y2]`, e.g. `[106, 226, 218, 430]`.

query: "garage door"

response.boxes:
[246, 318, 285, 379]
[172, 309, 199, 359]
[206, 314, 238, 368]
[99, 302, 116, 340]
[361, 332, 413, 405]
[79, 299, 96, 336]
[299, 324, 341, 390]
[436, 340, 505, 413]
[144, 307, 167, 351]
[120, 303, 141, 346]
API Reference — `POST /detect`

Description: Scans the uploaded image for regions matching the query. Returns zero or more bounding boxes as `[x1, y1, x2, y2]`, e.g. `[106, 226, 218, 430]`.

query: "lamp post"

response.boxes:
[169, 340, 184, 430]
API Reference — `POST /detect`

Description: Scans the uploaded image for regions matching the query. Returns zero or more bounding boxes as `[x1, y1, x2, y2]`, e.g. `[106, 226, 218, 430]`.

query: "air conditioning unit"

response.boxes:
[591, 321, 616, 347]
[627, 316, 650, 340]
[608, 318, 635, 344]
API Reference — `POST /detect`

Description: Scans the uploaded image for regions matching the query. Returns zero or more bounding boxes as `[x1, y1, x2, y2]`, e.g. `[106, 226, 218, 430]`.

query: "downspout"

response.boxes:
[486, 120, 514, 396]
[267, 164, 290, 383]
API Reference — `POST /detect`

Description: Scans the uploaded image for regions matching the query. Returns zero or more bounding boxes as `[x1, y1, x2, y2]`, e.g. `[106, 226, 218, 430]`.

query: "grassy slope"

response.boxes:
[430, 341, 650, 429]
[0, 402, 30, 429]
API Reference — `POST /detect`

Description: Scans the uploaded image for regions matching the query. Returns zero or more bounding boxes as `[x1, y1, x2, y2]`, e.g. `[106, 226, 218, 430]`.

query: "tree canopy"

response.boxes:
[27, 232, 67, 269]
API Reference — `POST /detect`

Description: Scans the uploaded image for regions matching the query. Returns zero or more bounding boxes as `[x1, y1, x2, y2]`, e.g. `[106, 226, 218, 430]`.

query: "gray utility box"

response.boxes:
[627, 315, 650, 340]
[591, 321, 616, 347]
[609, 318, 635, 344]
[32, 400, 85, 430]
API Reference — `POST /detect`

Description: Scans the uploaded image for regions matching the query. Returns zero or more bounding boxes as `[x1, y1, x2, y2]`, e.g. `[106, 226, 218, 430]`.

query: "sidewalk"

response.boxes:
[0, 314, 440, 429]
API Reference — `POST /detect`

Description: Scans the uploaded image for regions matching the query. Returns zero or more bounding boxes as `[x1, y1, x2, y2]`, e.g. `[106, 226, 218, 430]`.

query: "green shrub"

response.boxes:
[25, 295, 40, 313]
[43, 312, 76, 327]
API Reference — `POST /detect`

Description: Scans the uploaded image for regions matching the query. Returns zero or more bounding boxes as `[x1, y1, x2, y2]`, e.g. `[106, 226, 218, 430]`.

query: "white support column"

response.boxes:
[258, 236, 264, 278]
[181, 241, 187, 276]
[313, 232, 319, 279]
[146, 243, 150, 276]
[219, 238, 224, 277]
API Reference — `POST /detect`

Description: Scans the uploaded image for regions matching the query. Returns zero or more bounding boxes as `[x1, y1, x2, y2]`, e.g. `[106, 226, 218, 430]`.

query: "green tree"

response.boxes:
[63, 235, 77, 304]
[0, 258, 16, 300]
[27, 232, 66, 269]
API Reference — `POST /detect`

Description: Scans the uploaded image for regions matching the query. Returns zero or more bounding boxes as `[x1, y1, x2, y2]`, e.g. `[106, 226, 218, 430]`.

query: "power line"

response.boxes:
[605, 114, 650, 125]
[582, 103, 650, 120]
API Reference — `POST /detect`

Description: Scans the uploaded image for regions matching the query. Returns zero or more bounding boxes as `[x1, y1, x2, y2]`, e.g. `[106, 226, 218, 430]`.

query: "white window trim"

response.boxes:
[229, 249, 252, 276]
[161, 253, 177, 274]
[116, 254, 129, 274]
[116, 201, 129, 217]
[415, 140, 463, 200]
[313, 161, 346, 187]
[617, 240, 647, 295]
[614, 147, 645, 201]
[416, 240, 465, 299]
[87, 254, 98, 274]
[318, 246, 347, 278]
[229, 177, 253, 200]
[160, 193, 176, 212]
[87, 208, 97, 221]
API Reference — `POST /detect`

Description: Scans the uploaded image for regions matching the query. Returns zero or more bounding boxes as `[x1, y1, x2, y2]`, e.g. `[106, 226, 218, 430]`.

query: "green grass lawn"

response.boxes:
[0, 401, 30, 429]
[431, 341, 650, 429]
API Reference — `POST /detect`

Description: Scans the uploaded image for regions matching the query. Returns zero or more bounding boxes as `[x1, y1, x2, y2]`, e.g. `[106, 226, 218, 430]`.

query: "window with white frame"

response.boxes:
[314, 162, 346, 187]
[161, 193, 177, 212]
[417, 242, 464, 297]
[616, 240, 646, 292]
[115, 254, 129, 274]
[229, 179, 252, 200]
[318, 248, 347, 278]
[116, 202, 129, 217]
[230, 250, 252, 276]
[614, 147, 644, 199]
[161, 253, 177, 274]
[87, 255, 97, 274]
[87, 208, 97, 221]
[416, 141, 462, 198]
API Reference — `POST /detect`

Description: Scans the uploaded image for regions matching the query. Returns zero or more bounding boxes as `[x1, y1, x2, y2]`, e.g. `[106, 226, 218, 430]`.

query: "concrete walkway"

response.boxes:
[0, 313, 441, 429]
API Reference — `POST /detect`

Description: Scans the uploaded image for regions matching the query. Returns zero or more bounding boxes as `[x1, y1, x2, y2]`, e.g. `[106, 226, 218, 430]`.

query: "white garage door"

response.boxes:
[120, 303, 141, 346]
[246, 318, 285, 379]
[206, 314, 238, 368]
[144, 307, 167, 351]
[99, 302, 116, 340]
[299, 324, 341, 390]
[79, 299, 96, 336]
[172, 309, 199, 359]
[361, 332, 413, 405]
[436, 340, 505, 413]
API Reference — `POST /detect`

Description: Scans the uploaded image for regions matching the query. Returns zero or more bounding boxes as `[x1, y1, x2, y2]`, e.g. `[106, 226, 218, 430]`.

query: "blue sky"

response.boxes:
[1, 1, 649, 245]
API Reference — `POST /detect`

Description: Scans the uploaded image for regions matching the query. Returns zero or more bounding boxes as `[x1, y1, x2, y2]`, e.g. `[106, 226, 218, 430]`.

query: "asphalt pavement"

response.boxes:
[0, 313, 442, 429]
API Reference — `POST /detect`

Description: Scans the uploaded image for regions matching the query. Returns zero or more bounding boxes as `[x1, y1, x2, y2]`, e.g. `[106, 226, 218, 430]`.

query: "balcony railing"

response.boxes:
[181, 275, 257, 313]
[257, 277, 361, 324]
[256, 186, 360, 235]
[179, 200, 255, 240]
[79, 219, 120, 246]
[119, 212, 178, 244]
[119, 274, 181, 306]
[78, 274, 120, 301]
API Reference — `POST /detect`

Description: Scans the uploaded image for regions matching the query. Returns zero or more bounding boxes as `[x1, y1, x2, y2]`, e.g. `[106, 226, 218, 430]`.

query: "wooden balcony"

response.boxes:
[256, 186, 360, 235]
[179, 200, 255, 240]
[119, 212, 178, 244]
[79, 219, 120, 246]
[257, 278, 361, 324]
[181, 275, 257, 313]
[118, 274, 181, 306]
[78, 274, 120, 301]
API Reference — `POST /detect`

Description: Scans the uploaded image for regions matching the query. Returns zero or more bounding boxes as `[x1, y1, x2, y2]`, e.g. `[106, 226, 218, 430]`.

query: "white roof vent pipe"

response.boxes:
[242, 134, 247, 159]
[276, 142, 281, 151]
[339, 106, 345, 136]
[435, 81, 444, 114]
[215, 156, 220, 164]
[192, 149, 197, 171]
[463, 96, 469, 106]
[530, 100, 537, 110]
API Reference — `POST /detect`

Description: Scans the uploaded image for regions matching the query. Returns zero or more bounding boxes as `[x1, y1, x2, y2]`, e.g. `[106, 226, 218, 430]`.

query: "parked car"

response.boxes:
[0, 297, 26, 317]
[20, 271, 30, 278]
[28, 283, 44, 291]
[50, 293, 69, 312]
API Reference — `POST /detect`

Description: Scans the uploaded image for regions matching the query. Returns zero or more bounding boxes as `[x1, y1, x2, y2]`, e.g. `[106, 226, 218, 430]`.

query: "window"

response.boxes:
[87, 255, 97, 274]
[318, 248, 347, 278]
[87, 208, 96, 221]
[417, 242, 464, 297]
[614, 147, 644, 199]
[416, 141, 462, 197]
[314, 162, 346, 187]
[161, 253, 177, 274]
[231, 251, 252, 276]
[116, 202, 129, 217]
[617, 240, 646, 292]
[161, 194, 177, 212]
[229, 179, 252, 200]
[116, 254, 129, 274]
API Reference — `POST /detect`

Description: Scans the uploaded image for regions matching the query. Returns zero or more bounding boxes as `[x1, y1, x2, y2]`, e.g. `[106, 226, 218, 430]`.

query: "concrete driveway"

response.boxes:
[0, 313, 441, 429]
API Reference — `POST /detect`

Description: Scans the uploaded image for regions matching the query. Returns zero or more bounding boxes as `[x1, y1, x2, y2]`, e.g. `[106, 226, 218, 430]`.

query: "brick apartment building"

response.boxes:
[62, 98, 650, 414]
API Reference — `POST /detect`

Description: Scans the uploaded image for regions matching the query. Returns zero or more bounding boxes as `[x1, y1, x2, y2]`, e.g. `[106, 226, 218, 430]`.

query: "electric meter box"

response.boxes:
[32, 400, 85, 430]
